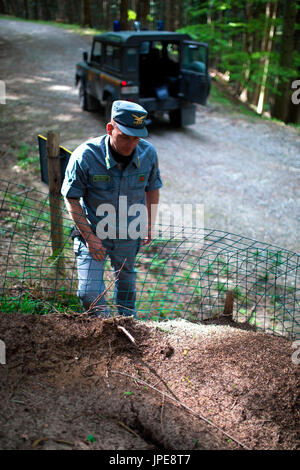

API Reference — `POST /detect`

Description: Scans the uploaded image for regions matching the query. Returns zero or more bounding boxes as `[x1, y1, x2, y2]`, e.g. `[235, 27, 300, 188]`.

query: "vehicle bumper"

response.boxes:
[139, 97, 180, 113]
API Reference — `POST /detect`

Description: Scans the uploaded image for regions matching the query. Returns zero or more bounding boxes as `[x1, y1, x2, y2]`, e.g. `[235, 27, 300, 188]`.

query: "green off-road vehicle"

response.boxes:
[76, 30, 210, 127]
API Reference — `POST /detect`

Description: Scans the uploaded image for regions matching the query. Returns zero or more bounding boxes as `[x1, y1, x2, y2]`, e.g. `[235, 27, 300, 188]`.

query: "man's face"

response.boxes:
[107, 120, 140, 156]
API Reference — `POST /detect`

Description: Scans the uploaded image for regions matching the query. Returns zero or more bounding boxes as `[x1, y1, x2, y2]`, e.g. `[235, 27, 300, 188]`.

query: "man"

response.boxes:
[61, 100, 162, 317]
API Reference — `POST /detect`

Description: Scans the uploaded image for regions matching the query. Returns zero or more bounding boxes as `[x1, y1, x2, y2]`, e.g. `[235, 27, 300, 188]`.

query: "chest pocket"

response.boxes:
[127, 172, 149, 203]
[89, 174, 115, 202]
[127, 172, 149, 188]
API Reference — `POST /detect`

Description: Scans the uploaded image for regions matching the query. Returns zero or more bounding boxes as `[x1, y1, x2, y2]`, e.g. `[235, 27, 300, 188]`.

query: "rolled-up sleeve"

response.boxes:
[145, 150, 163, 192]
[61, 148, 88, 199]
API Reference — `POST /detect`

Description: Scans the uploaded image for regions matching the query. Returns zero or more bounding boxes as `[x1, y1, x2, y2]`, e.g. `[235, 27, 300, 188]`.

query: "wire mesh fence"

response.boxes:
[0, 179, 299, 340]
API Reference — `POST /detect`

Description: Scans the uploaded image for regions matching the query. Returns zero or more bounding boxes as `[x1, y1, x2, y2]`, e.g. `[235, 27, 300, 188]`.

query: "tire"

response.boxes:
[79, 81, 99, 112]
[104, 96, 113, 122]
[169, 108, 182, 127]
[79, 81, 89, 111]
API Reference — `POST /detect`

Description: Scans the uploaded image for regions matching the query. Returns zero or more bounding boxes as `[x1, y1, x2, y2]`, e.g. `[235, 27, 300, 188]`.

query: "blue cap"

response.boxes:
[111, 100, 148, 137]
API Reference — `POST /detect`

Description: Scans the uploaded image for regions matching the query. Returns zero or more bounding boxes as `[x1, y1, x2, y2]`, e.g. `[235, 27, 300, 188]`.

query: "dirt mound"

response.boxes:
[0, 313, 298, 450]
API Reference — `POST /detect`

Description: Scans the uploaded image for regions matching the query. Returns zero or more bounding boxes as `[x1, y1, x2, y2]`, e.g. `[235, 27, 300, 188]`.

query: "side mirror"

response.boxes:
[83, 51, 88, 62]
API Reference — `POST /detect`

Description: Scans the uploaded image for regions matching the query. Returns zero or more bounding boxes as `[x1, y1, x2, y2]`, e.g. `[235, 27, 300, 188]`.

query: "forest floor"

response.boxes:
[0, 313, 298, 451]
[0, 18, 300, 252]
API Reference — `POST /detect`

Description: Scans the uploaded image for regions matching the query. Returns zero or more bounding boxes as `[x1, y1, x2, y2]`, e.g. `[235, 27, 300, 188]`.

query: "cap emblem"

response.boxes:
[132, 114, 146, 126]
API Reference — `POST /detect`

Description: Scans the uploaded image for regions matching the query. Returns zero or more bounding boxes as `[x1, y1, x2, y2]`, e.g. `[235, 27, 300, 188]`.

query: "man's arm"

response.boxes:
[65, 198, 106, 261]
[143, 189, 160, 245]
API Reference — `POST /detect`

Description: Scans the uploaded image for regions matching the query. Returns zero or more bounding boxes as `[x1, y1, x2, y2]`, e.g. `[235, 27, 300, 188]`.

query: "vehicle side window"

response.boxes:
[105, 45, 121, 71]
[126, 48, 138, 71]
[152, 41, 163, 59]
[91, 41, 102, 64]
[166, 43, 179, 63]
[182, 44, 207, 73]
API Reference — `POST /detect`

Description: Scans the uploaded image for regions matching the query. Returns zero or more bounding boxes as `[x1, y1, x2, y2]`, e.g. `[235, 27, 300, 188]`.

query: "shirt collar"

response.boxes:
[105, 135, 117, 170]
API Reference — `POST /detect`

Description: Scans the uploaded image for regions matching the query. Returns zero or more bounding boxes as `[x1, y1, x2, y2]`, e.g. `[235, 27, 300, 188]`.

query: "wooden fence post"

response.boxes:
[223, 290, 234, 320]
[46, 131, 64, 274]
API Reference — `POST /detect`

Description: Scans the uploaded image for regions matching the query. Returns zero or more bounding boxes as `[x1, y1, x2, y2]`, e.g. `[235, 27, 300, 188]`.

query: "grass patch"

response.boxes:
[15, 142, 40, 173]
[0, 291, 81, 315]
[209, 77, 300, 132]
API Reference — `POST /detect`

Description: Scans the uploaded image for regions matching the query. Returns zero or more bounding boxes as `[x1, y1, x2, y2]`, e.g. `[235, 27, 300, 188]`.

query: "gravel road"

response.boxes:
[1, 19, 300, 252]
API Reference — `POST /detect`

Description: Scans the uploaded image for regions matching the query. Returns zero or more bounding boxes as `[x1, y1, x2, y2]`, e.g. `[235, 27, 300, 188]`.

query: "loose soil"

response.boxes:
[0, 314, 298, 450]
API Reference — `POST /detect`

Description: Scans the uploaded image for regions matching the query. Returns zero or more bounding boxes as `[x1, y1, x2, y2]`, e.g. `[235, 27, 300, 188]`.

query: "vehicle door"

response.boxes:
[180, 41, 210, 105]
[87, 40, 102, 98]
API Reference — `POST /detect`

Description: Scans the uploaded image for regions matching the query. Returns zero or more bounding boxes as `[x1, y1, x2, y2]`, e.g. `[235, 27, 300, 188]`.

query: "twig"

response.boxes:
[82, 259, 127, 316]
[16, 187, 34, 197]
[111, 370, 251, 450]
[114, 304, 136, 315]
[32, 437, 74, 448]
[230, 398, 238, 411]
[117, 421, 141, 439]
[160, 394, 165, 432]
[117, 325, 136, 344]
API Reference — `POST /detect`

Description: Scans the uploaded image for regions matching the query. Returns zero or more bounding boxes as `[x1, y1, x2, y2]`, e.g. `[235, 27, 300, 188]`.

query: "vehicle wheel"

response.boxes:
[104, 96, 113, 122]
[169, 109, 182, 127]
[79, 81, 89, 111]
[79, 81, 99, 111]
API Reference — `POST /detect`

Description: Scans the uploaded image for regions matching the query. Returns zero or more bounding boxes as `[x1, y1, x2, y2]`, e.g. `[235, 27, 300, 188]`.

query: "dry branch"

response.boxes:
[111, 370, 251, 450]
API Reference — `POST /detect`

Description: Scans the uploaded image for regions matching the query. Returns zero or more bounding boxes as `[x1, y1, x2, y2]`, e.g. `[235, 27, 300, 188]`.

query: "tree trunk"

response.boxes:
[104, 0, 110, 30]
[177, 0, 184, 29]
[256, 1, 278, 114]
[82, 0, 92, 27]
[168, 0, 175, 31]
[285, 5, 300, 124]
[0, 1, 7, 14]
[272, 0, 297, 122]
[120, 0, 129, 30]
[238, 2, 252, 102]
[40, 0, 51, 21]
[32, 0, 39, 20]
[137, 0, 149, 29]
[156, 0, 165, 28]
[247, 0, 267, 106]
[23, 0, 29, 19]
[98, 0, 104, 29]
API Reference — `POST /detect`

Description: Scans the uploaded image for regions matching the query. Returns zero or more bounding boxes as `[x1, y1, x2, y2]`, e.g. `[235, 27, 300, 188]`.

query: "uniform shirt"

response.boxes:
[61, 134, 163, 238]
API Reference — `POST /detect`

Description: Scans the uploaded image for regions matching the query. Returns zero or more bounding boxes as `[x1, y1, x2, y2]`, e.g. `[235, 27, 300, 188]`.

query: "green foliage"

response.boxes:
[127, 10, 136, 21]
[13, 141, 40, 173]
[179, 3, 300, 118]
[0, 291, 81, 315]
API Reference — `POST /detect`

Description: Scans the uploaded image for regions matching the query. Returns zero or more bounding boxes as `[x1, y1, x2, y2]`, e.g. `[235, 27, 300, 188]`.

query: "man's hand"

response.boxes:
[145, 189, 159, 246]
[64, 198, 106, 262]
[142, 228, 153, 246]
[86, 233, 106, 262]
